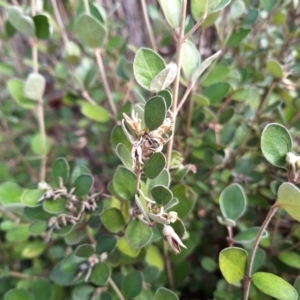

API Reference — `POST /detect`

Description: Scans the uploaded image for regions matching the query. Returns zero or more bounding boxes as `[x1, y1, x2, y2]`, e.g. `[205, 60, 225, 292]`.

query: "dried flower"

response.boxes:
[163, 225, 187, 254]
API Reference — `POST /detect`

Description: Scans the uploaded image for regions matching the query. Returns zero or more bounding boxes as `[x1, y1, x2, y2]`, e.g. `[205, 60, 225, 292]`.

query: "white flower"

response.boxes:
[163, 225, 186, 255]
[167, 211, 178, 223]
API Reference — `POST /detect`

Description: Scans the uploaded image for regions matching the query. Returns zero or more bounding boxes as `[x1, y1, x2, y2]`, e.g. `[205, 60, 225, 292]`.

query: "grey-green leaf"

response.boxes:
[144, 153, 166, 179]
[52, 157, 69, 187]
[73, 173, 94, 196]
[133, 48, 166, 91]
[158, 0, 182, 28]
[150, 63, 177, 93]
[144, 96, 167, 131]
[261, 123, 292, 168]
[24, 73, 46, 100]
[75, 14, 106, 48]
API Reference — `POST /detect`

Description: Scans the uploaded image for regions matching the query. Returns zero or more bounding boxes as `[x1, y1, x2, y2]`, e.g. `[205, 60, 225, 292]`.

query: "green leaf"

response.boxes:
[171, 184, 196, 219]
[0, 182, 23, 205]
[75, 14, 106, 48]
[30, 133, 51, 155]
[101, 208, 125, 233]
[158, 0, 182, 28]
[21, 241, 47, 258]
[33, 279, 53, 300]
[151, 185, 173, 205]
[252, 272, 298, 300]
[43, 198, 66, 214]
[267, 59, 284, 79]
[118, 236, 140, 257]
[73, 173, 94, 196]
[229, 0, 245, 20]
[5, 288, 34, 300]
[51, 263, 80, 286]
[233, 227, 268, 243]
[96, 235, 117, 254]
[52, 157, 69, 187]
[203, 82, 230, 104]
[158, 89, 172, 109]
[144, 153, 166, 179]
[219, 183, 247, 220]
[61, 252, 86, 273]
[278, 251, 300, 269]
[22, 189, 44, 206]
[111, 125, 132, 153]
[144, 96, 167, 131]
[125, 220, 153, 248]
[112, 166, 136, 201]
[191, 51, 221, 83]
[182, 41, 200, 80]
[7, 78, 36, 109]
[72, 285, 94, 300]
[146, 169, 170, 191]
[33, 15, 51, 40]
[75, 244, 95, 258]
[277, 183, 300, 222]
[24, 205, 53, 221]
[7, 6, 35, 37]
[261, 123, 292, 168]
[29, 220, 48, 235]
[251, 248, 266, 273]
[24, 73, 46, 100]
[64, 228, 85, 245]
[219, 108, 234, 124]
[227, 28, 251, 47]
[145, 246, 164, 272]
[133, 48, 166, 91]
[219, 247, 248, 284]
[294, 276, 300, 296]
[153, 287, 179, 300]
[121, 271, 143, 299]
[80, 102, 110, 123]
[150, 63, 177, 93]
[90, 263, 111, 285]
[209, 0, 231, 14]
[191, 0, 208, 20]
[6, 225, 30, 242]
[116, 143, 133, 170]
[71, 165, 92, 184]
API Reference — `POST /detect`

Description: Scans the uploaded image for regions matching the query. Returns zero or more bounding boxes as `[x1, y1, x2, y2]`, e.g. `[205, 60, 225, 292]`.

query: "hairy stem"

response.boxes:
[243, 204, 278, 300]
[166, 0, 187, 169]
[141, 0, 157, 51]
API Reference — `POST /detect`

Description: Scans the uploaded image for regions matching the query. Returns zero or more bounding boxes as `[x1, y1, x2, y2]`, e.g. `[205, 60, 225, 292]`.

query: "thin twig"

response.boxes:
[243, 204, 278, 300]
[0, 270, 39, 280]
[141, 0, 157, 51]
[51, 0, 69, 47]
[226, 226, 233, 247]
[108, 277, 125, 300]
[166, 0, 187, 169]
[31, 0, 47, 182]
[0, 206, 20, 222]
[94, 49, 117, 119]
[163, 240, 175, 289]
[183, 2, 208, 42]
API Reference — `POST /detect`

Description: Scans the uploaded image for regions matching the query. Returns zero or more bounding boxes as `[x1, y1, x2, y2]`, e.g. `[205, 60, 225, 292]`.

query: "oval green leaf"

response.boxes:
[144, 153, 166, 179]
[5, 288, 34, 300]
[96, 235, 117, 254]
[112, 166, 136, 201]
[101, 208, 125, 233]
[182, 41, 200, 80]
[267, 59, 283, 79]
[80, 102, 110, 123]
[116, 143, 133, 170]
[121, 270, 143, 299]
[219, 183, 247, 220]
[73, 173, 94, 196]
[153, 287, 179, 300]
[125, 220, 153, 249]
[33, 14, 52, 40]
[133, 48, 166, 91]
[261, 123, 292, 168]
[233, 227, 268, 243]
[277, 182, 300, 222]
[144, 96, 167, 131]
[30, 133, 51, 155]
[0, 182, 23, 205]
[158, 0, 182, 28]
[90, 263, 110, 285]
[150, 63, 177, 93]
[252, 272, 298, 300]
[278, 251, 300, 269]
[75, 14, 106, 48]
[52, 157, 69, 187]
[24, 73, 46, 100]
[151, 185, 173, 205]
[219, 247, 248, 284]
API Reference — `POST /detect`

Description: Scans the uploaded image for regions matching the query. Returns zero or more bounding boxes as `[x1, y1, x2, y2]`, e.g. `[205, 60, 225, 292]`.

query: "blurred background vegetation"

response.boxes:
[0, 0, 300, 299]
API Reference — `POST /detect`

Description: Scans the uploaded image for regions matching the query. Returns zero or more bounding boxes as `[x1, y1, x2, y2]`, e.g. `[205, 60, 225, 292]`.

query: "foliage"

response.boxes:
[0, 0, 300, 300]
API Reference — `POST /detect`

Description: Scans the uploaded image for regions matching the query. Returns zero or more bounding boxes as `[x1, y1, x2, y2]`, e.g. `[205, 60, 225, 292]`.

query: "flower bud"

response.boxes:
[163, 225, 186, 254]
